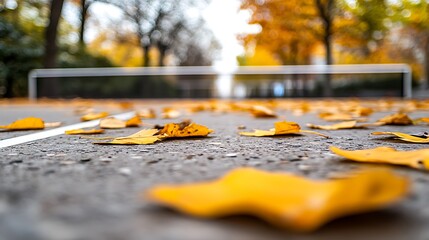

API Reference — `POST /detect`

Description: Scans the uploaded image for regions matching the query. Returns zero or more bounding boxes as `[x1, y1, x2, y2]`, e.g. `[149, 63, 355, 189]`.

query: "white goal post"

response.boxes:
[28, 64, 412, 100]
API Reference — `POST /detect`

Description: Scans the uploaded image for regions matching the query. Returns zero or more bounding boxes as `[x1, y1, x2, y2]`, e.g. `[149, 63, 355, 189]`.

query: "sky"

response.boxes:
[202, 0, 260, 69]
[68, 0, 261, 68]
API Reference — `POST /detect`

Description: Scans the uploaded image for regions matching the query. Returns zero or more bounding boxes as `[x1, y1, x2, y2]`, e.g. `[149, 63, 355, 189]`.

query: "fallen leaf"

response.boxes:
[125, 115, 142, 127]
[159, 120, 213, 138]
[307, 121, 366, 130]
[94, 121, 213, 145]
[240, 121, 329, 138]
[330, 146, 429, 170]
[162, 107, 181, 119]
[44, 122, 62, 128]
[371, 132, 429, 143]
[65, 129, 105, 135]
[81, 112, 109, 121]
[95, 129, 160, 145]
[0, 117, 44, 130]
[250, 105, 277, 118]
[376, 113, 413, 125]
[319, 112, 363, 122]
[414, 117, 429, 125]
[137, 108, 156, 119]
[99, 117, 126, 129]
[146, 167, 408, 231]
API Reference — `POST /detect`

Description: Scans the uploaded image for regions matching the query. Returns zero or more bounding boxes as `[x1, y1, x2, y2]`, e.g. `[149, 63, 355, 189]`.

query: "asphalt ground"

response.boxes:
[1, 99, 429, 240]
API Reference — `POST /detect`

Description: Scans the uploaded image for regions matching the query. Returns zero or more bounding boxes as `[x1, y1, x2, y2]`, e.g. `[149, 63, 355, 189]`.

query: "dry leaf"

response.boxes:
[65, 129, 105, 135]
[319, 112, 362, 121]
[307, 121, 366, 130]
[0, 117, 44, 130]
[93, 121, 212, 145]
[146, 167, 408, 231]
[99, 117, 126, 129]
[414, 117, 429, 125]
[376, 113, 413, 125]
[137, 108, 156, 119]
[372, 132, 429, 143]
[125, 115, 142, 127]
[95, 129, 160, 145]
[44, 122, 62, 128]
[330, 146, 429, 170]
[162, 107, 181, 119]
[159, 121, 213, 138]
[81, 112, 109, 121]
[240, 121, 329, 138]
[250, 105, 277, 118]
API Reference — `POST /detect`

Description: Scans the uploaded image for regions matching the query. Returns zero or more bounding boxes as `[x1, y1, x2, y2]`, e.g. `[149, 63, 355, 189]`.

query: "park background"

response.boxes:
[0, 0, 428, 98]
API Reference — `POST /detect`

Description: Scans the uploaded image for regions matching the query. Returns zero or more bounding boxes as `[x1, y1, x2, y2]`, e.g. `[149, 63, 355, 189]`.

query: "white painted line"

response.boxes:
[0, 111, 136, 149]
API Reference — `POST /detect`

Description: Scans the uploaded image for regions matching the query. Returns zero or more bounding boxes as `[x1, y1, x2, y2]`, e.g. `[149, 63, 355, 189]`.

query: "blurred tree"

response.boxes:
[394, 0, 429, 88]
[240, 0, 318, 65]
[43, 0, 64, 68]
[99, 0, 217, 67]
[69, 0, 93, 47]
[0, 16, 43, 98]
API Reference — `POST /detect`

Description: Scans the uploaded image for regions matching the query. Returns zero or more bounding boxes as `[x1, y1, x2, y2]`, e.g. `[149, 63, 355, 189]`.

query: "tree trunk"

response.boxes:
[424, 34, 429, 89]
[315, 0, 334, 97]
[4, 71, 13, 98]
[41, 0, 64, 98]
[79, 0, 89, 48]
[158, 44, 167, 66]
[143, 44, 150, 67]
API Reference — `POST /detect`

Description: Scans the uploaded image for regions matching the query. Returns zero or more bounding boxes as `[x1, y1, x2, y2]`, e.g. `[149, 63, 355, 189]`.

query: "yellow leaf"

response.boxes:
[159, 121, 213, 138]
[146, 168, 408, 231]
[274, 121, 301, 134]
[307, 121, 365, 130]
[371, 132, 429, 143]
[137, 108, 156, 119]
[105, 136, 160, 145]
[250, 105, 277, 118]
[116, 129, 159, 139]
[0, 117, 44, 130]
[162, 107, 181, 119]
[65, 129, 105, 135]
[414, 117, 429, 124]
[95, 129, 160, 145]
[376, 113, 413, 125]
[330, 146, 429, 170]
[44, 122, 62, 128]
[99, 117, 126, 129]
[239, 121, 329, 138]
[81, 112, 109, 121]
[125, 115, 142, 127]
[319, 112, 357, 121]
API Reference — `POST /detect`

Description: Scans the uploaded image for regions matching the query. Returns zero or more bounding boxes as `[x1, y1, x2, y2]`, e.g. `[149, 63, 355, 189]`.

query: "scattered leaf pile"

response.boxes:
[146, 167, 408, 231]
